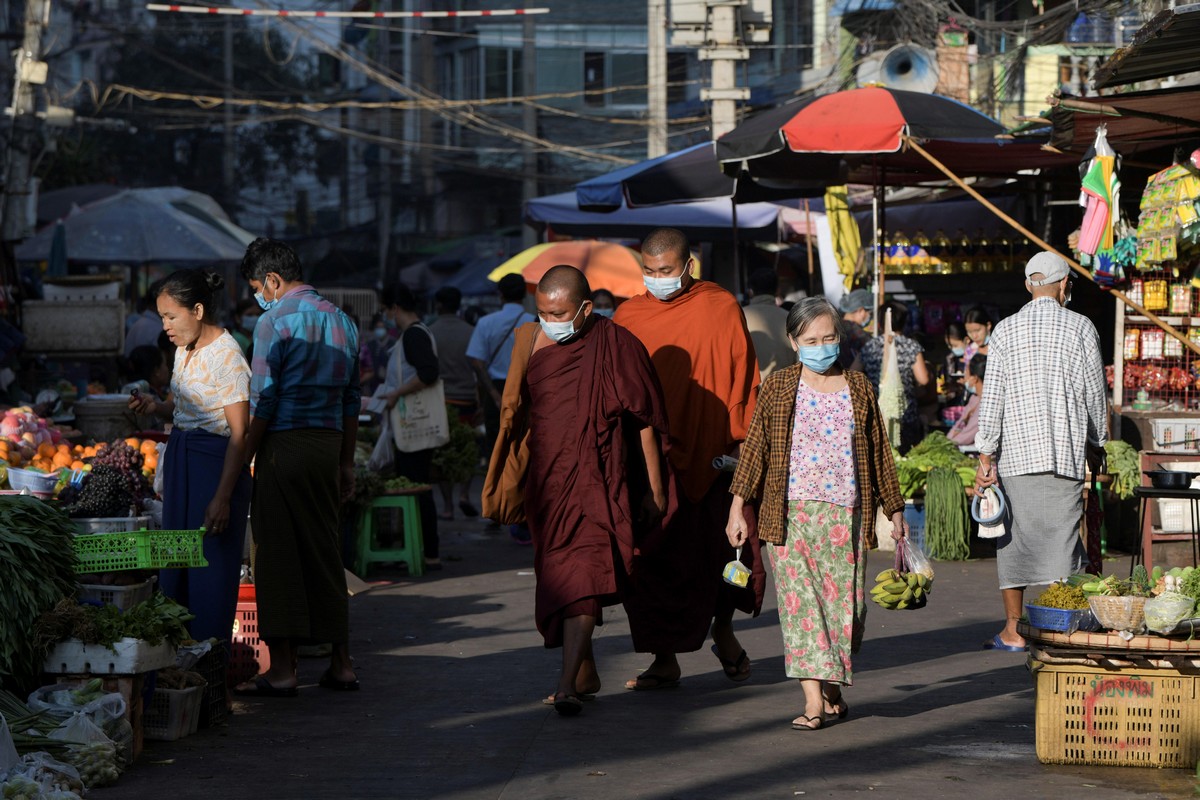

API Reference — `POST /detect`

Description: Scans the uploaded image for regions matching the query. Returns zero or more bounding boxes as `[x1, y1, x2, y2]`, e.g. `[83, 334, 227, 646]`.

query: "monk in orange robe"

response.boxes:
[490, 266, 673, 716]
[615, 227, 765, 690]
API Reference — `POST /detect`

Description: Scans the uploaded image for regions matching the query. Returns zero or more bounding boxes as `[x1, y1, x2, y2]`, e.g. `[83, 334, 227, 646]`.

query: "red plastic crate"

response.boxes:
[228, 599, 271, 686]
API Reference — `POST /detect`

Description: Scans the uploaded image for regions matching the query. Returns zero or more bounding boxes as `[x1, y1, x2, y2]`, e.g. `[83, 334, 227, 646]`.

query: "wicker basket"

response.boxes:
[1088, 595, 1148, 632]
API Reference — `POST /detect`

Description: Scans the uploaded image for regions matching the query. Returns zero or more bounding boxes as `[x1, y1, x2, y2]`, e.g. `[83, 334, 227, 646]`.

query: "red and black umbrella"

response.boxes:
[716, 86, 1005, 163]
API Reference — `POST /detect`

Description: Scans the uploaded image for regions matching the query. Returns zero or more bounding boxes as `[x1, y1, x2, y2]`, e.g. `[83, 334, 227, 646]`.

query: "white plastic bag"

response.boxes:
[973, 486, 1006, 539]
[0, 716, 18, 774]
[27, 687, 131, 766]
[368, 413, 395, 472]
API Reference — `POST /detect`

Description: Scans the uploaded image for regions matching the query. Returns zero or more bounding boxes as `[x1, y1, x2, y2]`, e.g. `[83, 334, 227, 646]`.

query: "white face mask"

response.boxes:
[539, 303, 585, 343]
[644, 274, 683, 300]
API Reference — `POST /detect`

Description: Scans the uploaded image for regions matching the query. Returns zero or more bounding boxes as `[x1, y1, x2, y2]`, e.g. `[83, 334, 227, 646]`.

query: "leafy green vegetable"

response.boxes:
[1104, 440, 1140, 500]
[33, 593, 194, 652]
[0, 497, 79, 693]
[893, 432, 977, 498]
[431, 411, 479, 484]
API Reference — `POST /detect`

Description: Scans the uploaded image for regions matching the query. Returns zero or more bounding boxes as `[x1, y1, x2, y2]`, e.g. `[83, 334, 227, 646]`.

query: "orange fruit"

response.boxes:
[125, 437, 140, 448]
[70, 460, 85, 471]
[52, 452, 72, 468]
[37, 443, 56, 459]
[144, 455, 158, 471]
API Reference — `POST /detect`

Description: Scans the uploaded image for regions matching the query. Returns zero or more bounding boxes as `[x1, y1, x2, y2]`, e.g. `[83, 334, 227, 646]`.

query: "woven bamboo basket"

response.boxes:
[1088, 595, 1147, 632]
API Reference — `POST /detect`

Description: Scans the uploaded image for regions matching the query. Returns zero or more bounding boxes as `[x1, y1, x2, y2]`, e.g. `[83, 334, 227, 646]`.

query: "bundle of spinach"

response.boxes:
[34, 593, 194, 652]
[0, 497, 79, 693]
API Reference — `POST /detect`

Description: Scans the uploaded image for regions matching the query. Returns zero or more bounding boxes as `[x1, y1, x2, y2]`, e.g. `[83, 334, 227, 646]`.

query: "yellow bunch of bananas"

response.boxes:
[871, 568, 932, 610]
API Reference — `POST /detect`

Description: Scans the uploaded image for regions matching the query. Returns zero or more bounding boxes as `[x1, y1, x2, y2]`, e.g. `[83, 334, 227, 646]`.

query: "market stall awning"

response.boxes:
[1047, 87, 1200, 156]
[526, 192, 803, 242]
[1092, 3, 1200, 89]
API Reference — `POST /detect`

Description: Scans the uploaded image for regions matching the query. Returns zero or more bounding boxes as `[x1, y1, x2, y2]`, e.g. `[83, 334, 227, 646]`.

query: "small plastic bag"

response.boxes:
[27, 687, 131, 766]
[722, 546, 751, 588]
[0, 715, 18, 774]
[368, 413, 395, 472]
[48, 714, 121, 789]
[898, 536, 934, 581]
[1145, 592, 1197, 634]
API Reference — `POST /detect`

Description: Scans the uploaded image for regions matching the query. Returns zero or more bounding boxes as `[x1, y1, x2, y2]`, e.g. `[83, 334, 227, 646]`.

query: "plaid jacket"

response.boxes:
[731, 365, 905, 548]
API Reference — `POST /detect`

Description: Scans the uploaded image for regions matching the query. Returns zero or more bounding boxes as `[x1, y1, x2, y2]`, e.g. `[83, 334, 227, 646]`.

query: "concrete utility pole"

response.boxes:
[222, 18, 235, 217]
[699, 0, 749, 139]
[378, 0, 393, 285]
[521, 13, 537, 247]
[2, 0, 50, 243]
[647, 0, 668, 158]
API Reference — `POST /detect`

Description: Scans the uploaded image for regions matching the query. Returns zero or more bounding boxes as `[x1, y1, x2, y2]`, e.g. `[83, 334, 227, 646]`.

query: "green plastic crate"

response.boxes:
[74, 528, 208, 572]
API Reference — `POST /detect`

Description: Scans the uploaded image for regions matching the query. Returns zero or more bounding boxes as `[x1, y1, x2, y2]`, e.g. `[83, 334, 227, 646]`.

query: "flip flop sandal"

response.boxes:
[824, 691, 849, 719]
[791, 714, 823, 731]
[981, 634, 1027, 652]
[623, 673, 681, 691]
[541, 692, 596, 706]
[553, 693, 583, 717]
[233, 675, 298, 698]
[710, 645, 751, 682]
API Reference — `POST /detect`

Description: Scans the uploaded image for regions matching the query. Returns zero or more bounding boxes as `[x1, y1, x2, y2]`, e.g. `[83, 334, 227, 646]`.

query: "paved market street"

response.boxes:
[97, 516, 1195, 800]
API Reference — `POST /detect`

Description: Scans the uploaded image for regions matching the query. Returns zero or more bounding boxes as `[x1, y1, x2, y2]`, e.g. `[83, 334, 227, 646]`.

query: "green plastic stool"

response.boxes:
[356, 491, 426, 577]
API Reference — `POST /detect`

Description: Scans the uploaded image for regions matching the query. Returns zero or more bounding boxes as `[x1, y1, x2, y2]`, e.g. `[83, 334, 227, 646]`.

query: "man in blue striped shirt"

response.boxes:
[235, 238, 362, 697]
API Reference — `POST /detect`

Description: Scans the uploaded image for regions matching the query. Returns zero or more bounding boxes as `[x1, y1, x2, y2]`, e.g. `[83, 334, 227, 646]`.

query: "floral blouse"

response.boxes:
[171, 331, 250, 437]
[787, 380, 858, 507]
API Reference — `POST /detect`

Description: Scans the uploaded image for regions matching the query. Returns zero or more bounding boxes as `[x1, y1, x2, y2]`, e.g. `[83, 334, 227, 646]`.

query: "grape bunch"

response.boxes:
[65, 464, 132, 518]
[91, 440, 153, 505]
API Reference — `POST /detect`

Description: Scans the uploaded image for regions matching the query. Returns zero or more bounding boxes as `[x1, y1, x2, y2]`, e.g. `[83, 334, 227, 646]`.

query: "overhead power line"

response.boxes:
[145, 4, 550, 18]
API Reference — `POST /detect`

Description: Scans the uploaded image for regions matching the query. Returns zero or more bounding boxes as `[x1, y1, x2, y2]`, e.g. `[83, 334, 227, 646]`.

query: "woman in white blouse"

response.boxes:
[129, 269, 252, 643]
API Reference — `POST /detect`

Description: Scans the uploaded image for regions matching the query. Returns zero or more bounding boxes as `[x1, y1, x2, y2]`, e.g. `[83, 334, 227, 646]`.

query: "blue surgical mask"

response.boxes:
[965, 383, 977, 396]
[644, 274, 683, 301]
[373, 327, 387, 340]
[983, 335, 991, 346]
[951, 346, 965, 357]
[592, 308, 614, 318]
[254, 291, 274, 312]
[797, 342, 840, 374]
[539, 303, 585, 344]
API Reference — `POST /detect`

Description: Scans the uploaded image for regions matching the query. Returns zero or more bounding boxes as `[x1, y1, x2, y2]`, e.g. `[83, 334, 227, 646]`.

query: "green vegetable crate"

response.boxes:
[73, 528, 208, 572]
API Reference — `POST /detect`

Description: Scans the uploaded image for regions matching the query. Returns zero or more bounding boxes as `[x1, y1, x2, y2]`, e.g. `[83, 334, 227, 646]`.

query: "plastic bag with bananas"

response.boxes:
[870, 567, 933, 610]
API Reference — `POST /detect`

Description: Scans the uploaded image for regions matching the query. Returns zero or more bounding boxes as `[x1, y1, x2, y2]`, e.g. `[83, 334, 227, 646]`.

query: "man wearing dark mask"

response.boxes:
[483, 266, 671, 717]
[614, 227, 764, 691]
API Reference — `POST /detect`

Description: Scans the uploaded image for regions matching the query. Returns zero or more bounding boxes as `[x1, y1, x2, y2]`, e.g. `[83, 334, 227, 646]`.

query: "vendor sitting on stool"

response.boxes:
[948, 355, 986, 448]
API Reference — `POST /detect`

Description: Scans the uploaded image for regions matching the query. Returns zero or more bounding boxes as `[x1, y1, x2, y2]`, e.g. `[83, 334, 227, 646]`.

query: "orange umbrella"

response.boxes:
[489, 240, 645, 298]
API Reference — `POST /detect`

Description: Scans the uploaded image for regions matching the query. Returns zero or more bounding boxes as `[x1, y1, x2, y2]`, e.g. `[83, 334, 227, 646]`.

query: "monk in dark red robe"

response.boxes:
[492, 266, 672, 716]
[614, 227, 765, 690]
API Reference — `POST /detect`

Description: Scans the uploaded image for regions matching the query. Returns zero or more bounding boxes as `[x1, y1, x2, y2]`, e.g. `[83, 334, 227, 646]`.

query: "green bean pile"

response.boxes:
[925, 466, 971, 561]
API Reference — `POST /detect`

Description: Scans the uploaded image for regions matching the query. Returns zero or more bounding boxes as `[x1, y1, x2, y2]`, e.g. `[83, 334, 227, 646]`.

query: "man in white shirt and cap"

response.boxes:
[973, 251, 1108, 652]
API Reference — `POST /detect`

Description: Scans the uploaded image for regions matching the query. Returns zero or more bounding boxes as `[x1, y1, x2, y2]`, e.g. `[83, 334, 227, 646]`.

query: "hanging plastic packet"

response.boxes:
[971, 485, 1007, 539]
[722, 547, 750, 588]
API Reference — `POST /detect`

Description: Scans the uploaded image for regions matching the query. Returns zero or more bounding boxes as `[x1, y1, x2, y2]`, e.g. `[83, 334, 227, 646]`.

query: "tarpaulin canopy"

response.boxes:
[15, 187, 254, 264]
[1093, 3, 1200, 89]
[526, 191, 803, 242]
[1047, 87, 1200, 157]
[575, 142, 835, 210]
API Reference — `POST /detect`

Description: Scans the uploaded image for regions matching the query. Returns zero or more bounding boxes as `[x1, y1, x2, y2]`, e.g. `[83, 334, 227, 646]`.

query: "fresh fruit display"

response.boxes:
[62, 465, 138, 518]
[870, 567, 932, 610]
[383, 476, 427, 492]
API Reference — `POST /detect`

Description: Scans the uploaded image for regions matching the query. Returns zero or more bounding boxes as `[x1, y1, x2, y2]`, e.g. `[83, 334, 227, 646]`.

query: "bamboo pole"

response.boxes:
[803, 199, 815, 291]
[903, 136, 1200, 358]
